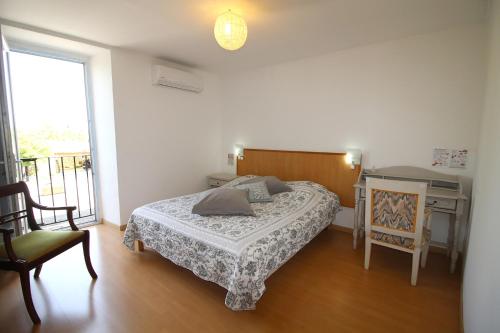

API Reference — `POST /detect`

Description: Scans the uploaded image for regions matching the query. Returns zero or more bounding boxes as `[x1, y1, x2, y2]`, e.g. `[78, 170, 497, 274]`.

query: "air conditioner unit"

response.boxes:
[152, 65, 203, 93]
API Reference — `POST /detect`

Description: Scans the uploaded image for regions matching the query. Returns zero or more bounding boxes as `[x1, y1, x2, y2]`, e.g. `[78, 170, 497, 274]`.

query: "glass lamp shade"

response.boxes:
[214, 10, 247, 51]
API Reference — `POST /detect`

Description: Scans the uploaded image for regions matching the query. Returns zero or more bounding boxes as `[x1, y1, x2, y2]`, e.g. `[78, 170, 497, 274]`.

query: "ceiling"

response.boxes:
[0, 0, 487, 73]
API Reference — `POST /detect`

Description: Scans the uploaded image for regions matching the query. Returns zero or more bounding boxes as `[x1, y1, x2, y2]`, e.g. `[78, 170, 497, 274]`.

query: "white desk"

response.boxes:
[353, 166, 467, 273]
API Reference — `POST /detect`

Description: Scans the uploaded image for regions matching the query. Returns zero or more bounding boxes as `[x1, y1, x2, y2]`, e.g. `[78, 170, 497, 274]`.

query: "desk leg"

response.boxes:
[359, 200, 365, 239]
[353, 204, 359, 250]
[353, 190, 360, 250]
[447, 214, 454, 257]
[450, 214, 461, 274]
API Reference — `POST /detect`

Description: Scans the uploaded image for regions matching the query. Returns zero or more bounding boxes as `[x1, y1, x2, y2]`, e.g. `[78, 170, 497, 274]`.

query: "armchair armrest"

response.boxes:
[0, 226, 14, 235]
[31, 202, 76, 212]
[0, 226, 18, 262]
[30, 203, 79, 231]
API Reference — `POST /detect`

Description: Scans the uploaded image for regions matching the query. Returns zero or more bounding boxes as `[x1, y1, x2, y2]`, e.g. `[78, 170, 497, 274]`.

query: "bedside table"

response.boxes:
[207, 173, 238, 188]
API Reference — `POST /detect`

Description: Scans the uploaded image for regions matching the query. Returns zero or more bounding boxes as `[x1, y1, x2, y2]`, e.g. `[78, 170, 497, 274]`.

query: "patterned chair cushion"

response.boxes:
[235, 181, 273, 203]
[370, 227, 431, 250]
[371, 189, 418, 232]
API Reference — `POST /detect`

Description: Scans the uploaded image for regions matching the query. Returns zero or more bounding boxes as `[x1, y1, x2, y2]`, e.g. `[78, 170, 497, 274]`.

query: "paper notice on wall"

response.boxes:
[449, 149, 468, 168]
[432, 148, 451, 167]
[432, 148, 468, 168]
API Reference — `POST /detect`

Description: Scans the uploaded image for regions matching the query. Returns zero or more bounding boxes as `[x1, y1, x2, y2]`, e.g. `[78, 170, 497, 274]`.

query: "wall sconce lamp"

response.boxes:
[234, 144, 244, 160]
[345, 149, 362, 169]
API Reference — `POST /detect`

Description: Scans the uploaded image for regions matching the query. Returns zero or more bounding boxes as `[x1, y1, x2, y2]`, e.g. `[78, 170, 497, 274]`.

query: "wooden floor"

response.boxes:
[0, 224, 461, 333]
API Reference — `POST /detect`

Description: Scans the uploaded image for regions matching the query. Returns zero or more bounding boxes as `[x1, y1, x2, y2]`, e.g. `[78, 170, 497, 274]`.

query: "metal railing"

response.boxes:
[18, 155, 95, 226]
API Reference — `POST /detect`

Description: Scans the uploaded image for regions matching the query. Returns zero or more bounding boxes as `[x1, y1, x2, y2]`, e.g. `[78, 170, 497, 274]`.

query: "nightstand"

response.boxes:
[207, 173, 238, 188]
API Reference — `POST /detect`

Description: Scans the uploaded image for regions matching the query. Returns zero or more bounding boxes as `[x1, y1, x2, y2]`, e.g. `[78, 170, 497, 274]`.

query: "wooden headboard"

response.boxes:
[236, 148, 361, 208]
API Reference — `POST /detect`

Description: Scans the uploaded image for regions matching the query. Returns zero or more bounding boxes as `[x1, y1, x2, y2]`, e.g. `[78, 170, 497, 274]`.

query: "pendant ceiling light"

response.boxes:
[214, 10, 247, 51]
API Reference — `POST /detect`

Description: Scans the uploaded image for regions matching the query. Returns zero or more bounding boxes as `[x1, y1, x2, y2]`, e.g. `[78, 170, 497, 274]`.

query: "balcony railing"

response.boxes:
[18, 155, 96, 227]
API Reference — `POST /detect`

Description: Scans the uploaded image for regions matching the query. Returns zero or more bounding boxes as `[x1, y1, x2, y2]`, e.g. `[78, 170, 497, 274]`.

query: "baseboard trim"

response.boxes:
[101, 219, 127, 231]
[428, 242, 449, 255]
[460, 290, 464, 333]
[329, 224, 353, 234]
[331, 224, 449, 254]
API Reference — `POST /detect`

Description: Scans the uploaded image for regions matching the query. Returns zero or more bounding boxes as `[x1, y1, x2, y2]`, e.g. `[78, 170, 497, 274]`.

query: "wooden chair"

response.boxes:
[0, 181, 98, 324]
[364, 178, 431, 286]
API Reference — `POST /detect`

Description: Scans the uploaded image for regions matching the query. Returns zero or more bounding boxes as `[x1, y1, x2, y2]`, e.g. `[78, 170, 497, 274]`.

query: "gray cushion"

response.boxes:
[235, 181, 273, 203]
[239, 176, 293, 195]
[192, 188, 255, 216]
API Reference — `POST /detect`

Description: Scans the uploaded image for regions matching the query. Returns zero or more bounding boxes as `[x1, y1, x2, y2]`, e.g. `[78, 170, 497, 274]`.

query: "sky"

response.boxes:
[8, 51, 90, 135]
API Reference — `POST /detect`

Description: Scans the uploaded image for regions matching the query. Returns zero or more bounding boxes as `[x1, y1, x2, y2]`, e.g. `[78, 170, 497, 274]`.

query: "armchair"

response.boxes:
[0, 181, 97, 324]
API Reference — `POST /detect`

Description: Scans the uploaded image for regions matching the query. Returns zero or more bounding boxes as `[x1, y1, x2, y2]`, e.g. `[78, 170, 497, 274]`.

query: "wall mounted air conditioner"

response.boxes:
[152, 65, 203, 93]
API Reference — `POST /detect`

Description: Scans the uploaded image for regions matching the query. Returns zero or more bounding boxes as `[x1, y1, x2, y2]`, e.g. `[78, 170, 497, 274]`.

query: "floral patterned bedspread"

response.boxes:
[123, 177, 341, 310]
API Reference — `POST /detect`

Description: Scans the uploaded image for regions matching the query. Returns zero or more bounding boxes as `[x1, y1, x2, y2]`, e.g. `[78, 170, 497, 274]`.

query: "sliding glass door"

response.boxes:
[0, 27, 21, 234]
[0, 27, 98, 229]
[0, 27, 18, 187]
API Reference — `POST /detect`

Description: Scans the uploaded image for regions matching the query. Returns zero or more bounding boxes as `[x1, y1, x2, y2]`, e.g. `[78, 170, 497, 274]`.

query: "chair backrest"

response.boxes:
[365, 178, 427, 249]
[0, 181, 40, 231]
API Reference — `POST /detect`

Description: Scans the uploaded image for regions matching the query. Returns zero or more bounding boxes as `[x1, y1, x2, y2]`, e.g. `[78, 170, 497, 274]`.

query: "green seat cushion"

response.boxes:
[0, 230, 84, 262]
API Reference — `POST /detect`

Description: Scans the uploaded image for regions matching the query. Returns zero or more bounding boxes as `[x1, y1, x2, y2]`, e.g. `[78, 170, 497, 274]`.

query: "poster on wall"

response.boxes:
[432, 148, 451, 167]
[432, 148, 468, 168]
[449, 149, 468, 168]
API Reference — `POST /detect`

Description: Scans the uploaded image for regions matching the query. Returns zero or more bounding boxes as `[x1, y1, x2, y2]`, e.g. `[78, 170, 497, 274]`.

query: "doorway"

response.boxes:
[2, 49, 97, 229]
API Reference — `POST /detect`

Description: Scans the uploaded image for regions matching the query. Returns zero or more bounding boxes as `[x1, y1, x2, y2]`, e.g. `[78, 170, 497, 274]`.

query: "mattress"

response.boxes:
[123, 177, 341, 310]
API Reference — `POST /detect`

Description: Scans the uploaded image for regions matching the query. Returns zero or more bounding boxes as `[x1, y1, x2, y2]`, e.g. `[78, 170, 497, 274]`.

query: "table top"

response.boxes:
[361, 166, 460, 182]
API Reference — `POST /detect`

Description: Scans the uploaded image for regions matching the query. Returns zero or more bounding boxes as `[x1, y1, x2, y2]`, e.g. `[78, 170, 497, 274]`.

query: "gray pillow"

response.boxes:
[235, 181, 273, 203]
[192, 188, 255, 216]
[240, 176, 293, 195]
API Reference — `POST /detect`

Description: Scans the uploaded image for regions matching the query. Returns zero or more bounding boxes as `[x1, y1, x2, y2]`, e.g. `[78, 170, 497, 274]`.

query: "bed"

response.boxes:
[123, 149, 360, 310]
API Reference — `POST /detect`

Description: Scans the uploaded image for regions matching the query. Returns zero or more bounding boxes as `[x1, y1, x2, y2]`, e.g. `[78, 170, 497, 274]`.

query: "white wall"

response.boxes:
[110, 49, 222, 224]
[219, 24, 486, 244]
[88, 49, 121, 225]
[463, 1, 500, 331]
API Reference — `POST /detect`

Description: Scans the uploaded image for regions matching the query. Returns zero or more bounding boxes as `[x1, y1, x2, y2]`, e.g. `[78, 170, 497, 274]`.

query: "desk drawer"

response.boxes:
[426, 197, 456, 210]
